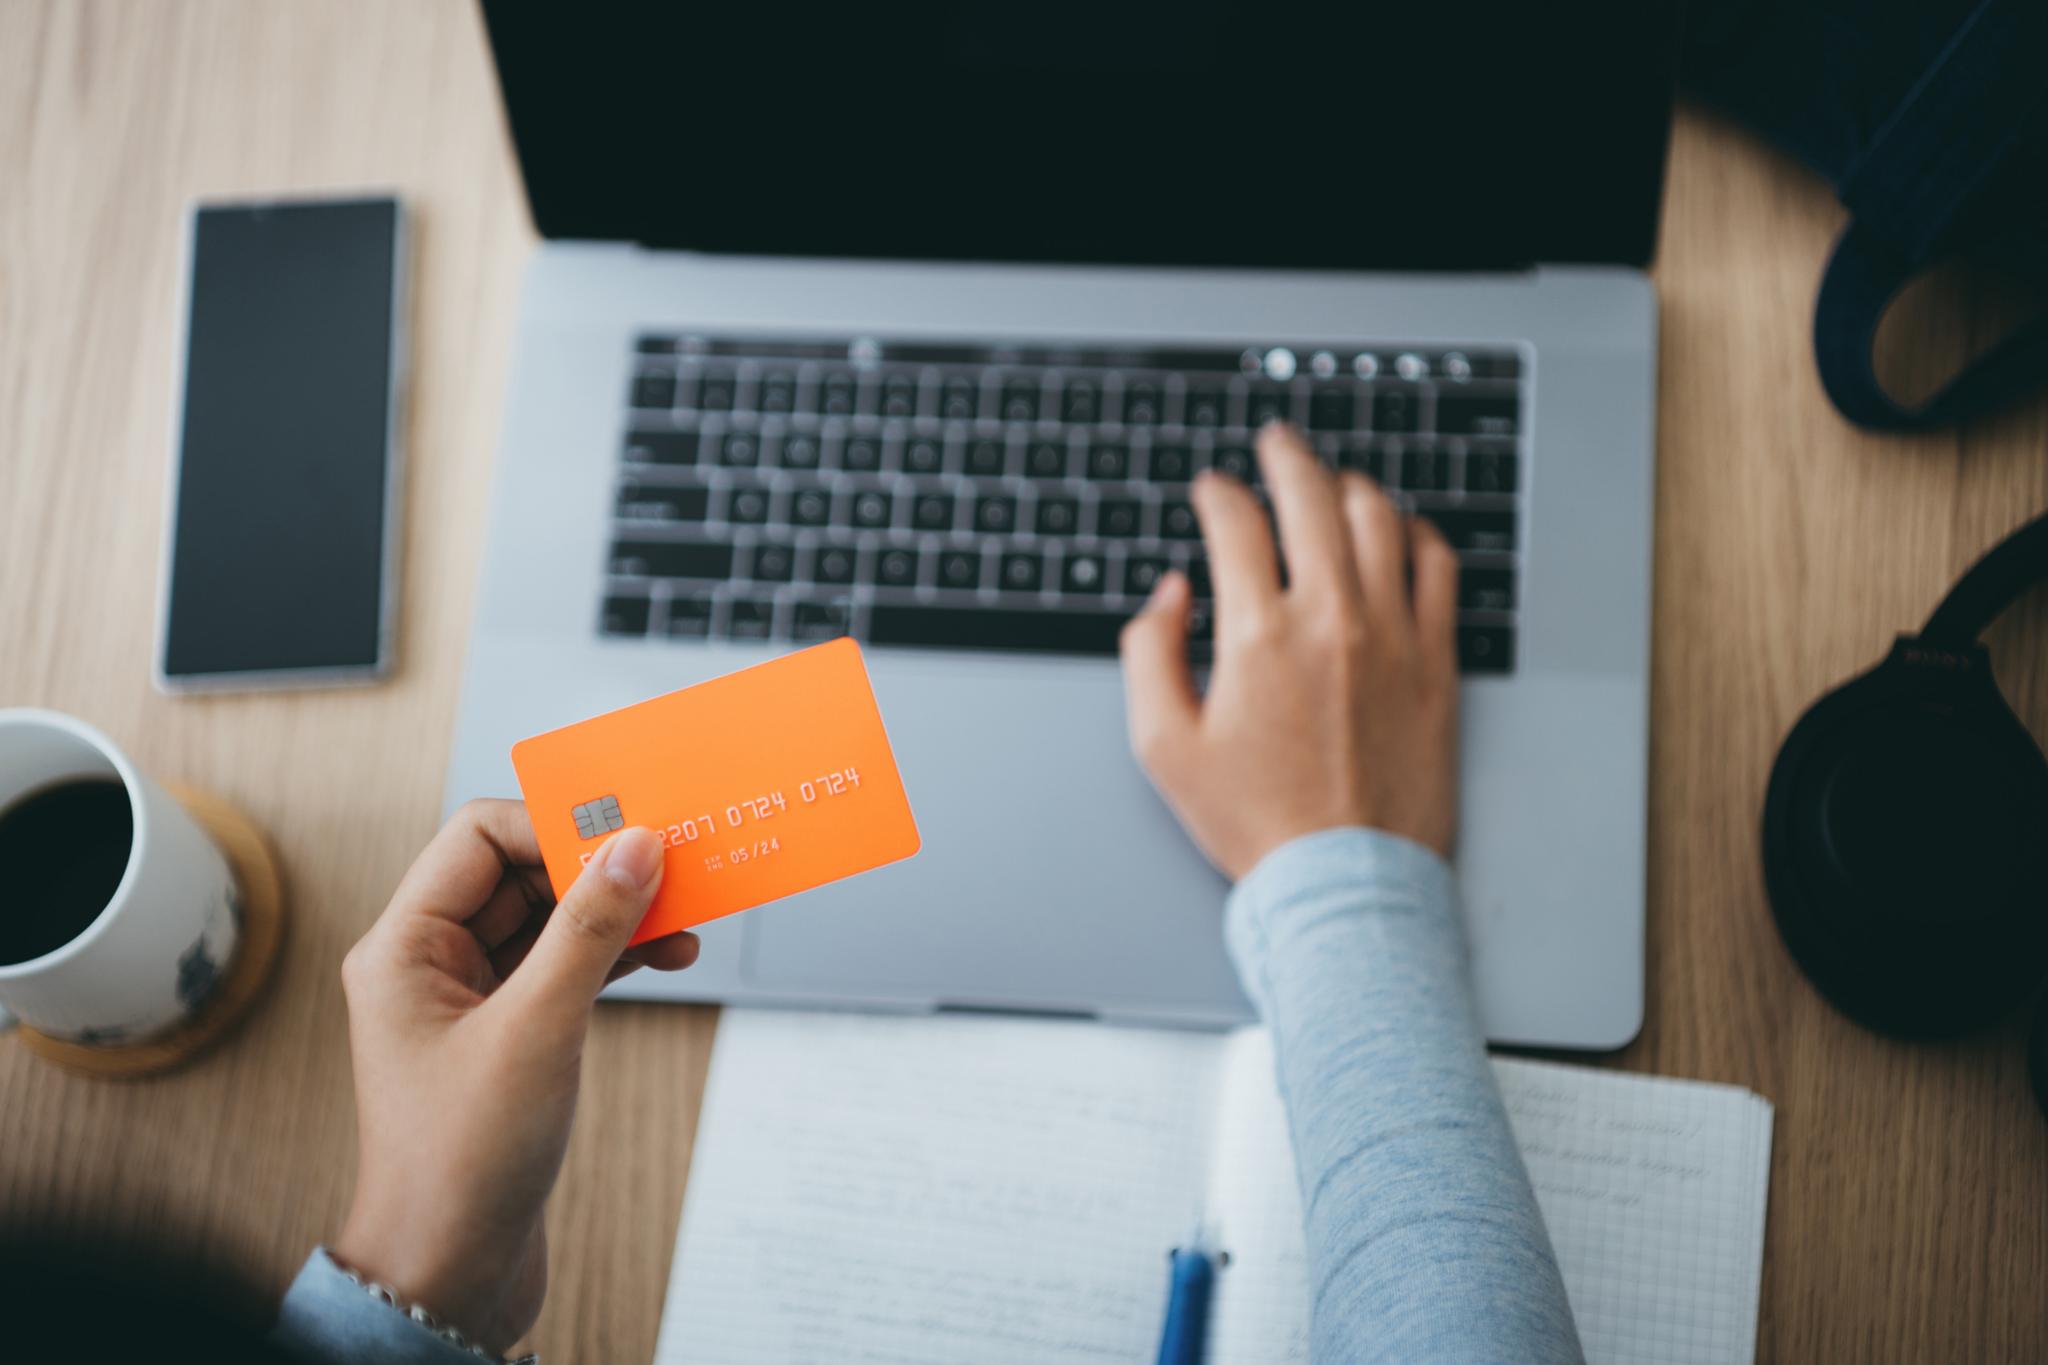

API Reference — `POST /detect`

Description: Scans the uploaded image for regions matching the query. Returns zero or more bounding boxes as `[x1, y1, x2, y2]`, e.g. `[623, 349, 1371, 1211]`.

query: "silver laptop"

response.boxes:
[445, 5, 1674, 1048]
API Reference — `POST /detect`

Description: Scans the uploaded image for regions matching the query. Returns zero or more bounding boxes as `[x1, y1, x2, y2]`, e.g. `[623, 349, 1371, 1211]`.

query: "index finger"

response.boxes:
[1257, 423, 1356, 602]
[1192, 469, 1281, 619]
[384, 798, 544, 926]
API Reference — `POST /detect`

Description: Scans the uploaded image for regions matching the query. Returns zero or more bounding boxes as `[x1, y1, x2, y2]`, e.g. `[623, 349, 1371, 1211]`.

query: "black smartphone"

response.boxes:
[157, 196, 407, 690]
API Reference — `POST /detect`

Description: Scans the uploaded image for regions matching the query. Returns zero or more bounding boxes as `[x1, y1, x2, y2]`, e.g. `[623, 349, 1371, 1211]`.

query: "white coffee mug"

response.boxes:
[0, 709, 240, 1044]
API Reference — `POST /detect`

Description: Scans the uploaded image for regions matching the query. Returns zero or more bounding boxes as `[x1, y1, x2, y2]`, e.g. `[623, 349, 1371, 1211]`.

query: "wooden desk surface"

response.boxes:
[3, 2, 2044, 1359]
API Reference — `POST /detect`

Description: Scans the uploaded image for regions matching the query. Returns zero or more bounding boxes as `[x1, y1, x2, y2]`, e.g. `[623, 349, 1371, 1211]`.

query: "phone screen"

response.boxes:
[160, 197, 404, 686]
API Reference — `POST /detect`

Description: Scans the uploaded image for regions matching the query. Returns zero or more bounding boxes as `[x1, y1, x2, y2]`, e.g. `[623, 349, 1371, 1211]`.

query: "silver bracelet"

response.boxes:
[336, 1261, 540, 1365]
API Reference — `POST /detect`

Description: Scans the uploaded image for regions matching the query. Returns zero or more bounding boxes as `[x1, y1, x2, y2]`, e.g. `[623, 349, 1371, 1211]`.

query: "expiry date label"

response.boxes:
[510, 639, 921, 945]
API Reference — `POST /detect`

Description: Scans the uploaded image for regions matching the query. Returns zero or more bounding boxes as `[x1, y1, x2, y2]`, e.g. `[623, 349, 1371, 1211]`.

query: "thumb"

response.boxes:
[1119, 570, 1200, 770]
[504, 826, 664, 1024]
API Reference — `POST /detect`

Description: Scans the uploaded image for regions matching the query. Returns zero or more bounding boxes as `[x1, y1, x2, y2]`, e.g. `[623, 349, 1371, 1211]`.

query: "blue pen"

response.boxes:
[1154, 1223, 1218, 1365]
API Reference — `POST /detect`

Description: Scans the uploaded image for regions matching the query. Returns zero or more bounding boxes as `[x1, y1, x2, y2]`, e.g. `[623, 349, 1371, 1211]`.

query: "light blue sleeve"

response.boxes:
[1225, 827, 1584, 1365]
[270, 1248, 488, 1364]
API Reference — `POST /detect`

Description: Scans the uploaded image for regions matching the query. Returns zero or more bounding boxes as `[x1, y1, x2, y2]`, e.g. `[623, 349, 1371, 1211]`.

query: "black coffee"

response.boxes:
[0, 778, 134, 965]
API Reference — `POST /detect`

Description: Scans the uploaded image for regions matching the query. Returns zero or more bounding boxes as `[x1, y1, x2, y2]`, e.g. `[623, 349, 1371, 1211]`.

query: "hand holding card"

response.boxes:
[511, 640, 921, 946]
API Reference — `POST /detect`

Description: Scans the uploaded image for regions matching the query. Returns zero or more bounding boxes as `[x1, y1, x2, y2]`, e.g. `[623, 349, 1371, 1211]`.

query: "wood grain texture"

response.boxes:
[1, 3, 2042, 1360]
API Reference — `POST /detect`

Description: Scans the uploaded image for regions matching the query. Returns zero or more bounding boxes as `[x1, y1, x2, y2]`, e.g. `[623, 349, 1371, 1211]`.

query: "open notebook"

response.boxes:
[653, 1010, 1773, 1365]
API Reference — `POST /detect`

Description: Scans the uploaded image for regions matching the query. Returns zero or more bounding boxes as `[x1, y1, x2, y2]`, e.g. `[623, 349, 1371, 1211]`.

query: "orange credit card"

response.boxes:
[511, 639, 920, 946]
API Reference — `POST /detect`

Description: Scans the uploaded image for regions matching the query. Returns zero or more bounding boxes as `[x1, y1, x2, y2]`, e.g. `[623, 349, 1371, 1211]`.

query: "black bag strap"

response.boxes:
[1813, 0, 2048, 431]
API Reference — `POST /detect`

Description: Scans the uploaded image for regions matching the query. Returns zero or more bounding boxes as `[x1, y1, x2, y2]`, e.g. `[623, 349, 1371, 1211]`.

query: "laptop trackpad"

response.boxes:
[736, 654, 1243, 1021]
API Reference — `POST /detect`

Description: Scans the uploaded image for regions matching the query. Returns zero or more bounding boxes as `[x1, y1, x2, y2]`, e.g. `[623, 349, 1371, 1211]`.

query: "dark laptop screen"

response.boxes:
[481, 2, 1678, 271]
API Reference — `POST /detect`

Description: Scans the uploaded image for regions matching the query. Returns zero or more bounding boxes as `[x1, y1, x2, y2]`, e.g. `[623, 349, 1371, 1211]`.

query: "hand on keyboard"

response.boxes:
[610, 332, 1519, 670]
[1119, 424, 1460, 880]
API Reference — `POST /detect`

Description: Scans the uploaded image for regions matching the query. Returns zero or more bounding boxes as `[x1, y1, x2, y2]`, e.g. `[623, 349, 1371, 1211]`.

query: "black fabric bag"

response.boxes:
[1683, 0, 2048, 431]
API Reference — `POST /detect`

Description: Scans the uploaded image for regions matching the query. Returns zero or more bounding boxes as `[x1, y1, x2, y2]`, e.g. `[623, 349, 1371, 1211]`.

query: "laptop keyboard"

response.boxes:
[605, 335, 1524, 673]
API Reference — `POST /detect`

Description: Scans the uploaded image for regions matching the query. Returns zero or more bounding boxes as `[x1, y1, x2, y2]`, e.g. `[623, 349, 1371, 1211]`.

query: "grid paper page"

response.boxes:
[654, 1009, 1226, 1365]
[1496, 1057, 1775, 1365]
[1200, 1034, 1773, 1365]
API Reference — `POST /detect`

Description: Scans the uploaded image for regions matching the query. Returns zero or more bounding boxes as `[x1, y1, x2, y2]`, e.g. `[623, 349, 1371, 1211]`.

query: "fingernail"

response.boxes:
[600, 827, 663, 890]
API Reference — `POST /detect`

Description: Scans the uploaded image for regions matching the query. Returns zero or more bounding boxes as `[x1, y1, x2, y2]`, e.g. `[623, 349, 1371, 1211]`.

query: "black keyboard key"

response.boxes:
[696, 370, 737, 412]
[851, 489, 894, 529]
[1184, 384, 1227, 427]
[1123, 381, 1165, 425]
[1459, 566, 1517, 612]
[749, 541, 797, 583]
[815, 543, 859, 585]
[791, 488, 833, 527]
[1000, 379, 1041, 422]
[937, 549, 983, 590]
[965, 439, 1007, 477]
[1372, 387, 1421, 433]
[872, 546, 921, 588]
[1464, 449, 1519, 494]
[1400, 445, 1451, 492]
[998, 551, 1044, 592]
[631, 373, 676, 411]
[939, 376, 980, 420]
[1370, 441, 1406, 481]
[726, 597, 775, 640]
[623, 430, 698, 465]
[1308, 388, 1356, 431]
[818, 370, 859, 416]
[878, 372, 920, 418]
[1097, 497, 1143, 538]
[841, 437, 883, 472]
[1061, 379, 1101, 423]
[868, 603, 1129, 656]
[1149, 444, 1195, 481]
[609, 540, 735, 580]
[666, 594, 714, 638]
[1035, 497, 1080, 536]
[1185, 555, 1213, 599]
[975, 495, 1018, 533]
[1423, 509, 1517, 553]
[792, 599, 852, 641]
[1124, 555, 1169, 596]
[1062, 552, 1108, 594]
[1458, 624, 1514, 673]
[1212, 445, 1257, 483]
[1161, 499, 1201, 539]
[1086, 444, 1130, 480]
[1437, 392, 1520, 436]
[636, 335, 679, 355]
[912, 492, 956, 531]
[600, 594, 651, 635]
[719, 431, 761, 467]
[758, 372, 797, 414]
[902, 436, 945, 475]
[1339, 442, 1385, 481]
[616, 484, 709, 522]
[1244, 384, 1292, 428]
[778, 432, 823, 470]
[1025, 441, 1068, 479]
[728, 485, 772, 525]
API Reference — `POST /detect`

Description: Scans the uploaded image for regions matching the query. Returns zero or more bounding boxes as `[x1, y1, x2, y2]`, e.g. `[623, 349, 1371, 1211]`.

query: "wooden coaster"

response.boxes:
[17, 784, 285, 1079]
